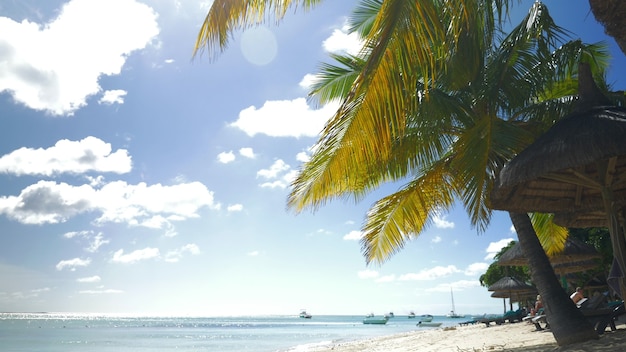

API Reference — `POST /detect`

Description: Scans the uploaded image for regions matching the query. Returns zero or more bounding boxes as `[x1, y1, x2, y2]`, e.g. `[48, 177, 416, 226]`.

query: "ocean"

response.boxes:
[0, 313, 472, 351]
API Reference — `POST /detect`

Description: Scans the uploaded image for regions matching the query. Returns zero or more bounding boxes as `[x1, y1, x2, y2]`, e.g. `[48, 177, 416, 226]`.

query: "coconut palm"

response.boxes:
[194, 0, 611, 345]
[589, 0, 626, 57]
[289, 2, 611, 345]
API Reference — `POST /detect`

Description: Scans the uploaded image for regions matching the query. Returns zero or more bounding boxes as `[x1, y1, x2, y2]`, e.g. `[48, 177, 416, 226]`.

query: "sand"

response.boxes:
[307, 322, 626, 351]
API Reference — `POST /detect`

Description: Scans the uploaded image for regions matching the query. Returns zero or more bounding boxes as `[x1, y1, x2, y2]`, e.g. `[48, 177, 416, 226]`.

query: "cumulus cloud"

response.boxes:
[431, 235, 442, 244]
[164, 244, 200, 263]
[77, 276, 101, 283]
[257, 159, 295, 189]
[322, 22, 364, 56]
[111, 247, 160, 264]
[217, 151, 235, 164]
[63, 230, 109, 253]
[239, 147, 255, 159]
[56, 257, 91, 271]
[0, 0, 159, 115]
[0, 137, 132, 176]
[464, 262, 489, 276]
[432, 214, 455, 229]
[227, 204, 243, 212]
[343, 230, 363, 241]
[0, 180, 218, 226]
[484, 238, 515, 261]
[230, 98, 339, 138]
[99, 90, 127, 105]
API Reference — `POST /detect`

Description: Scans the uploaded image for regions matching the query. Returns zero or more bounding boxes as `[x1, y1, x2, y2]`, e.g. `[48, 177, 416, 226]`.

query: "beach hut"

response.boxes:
[490, 63, 626, 298]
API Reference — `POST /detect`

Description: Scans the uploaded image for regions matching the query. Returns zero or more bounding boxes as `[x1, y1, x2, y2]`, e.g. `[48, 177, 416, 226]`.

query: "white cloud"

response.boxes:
[0, 180, 218, 226]
[63, 230, 91, 239]
[165, 244, 200, 263]
[0, 0, 159, 115]
[398, 265, 460, 281]
[431, 236, 442, 244]
[464, 262, 489, 276]
[299, 74, 318, 90]
[239, 147, 255, 159]
[295, 151, 310, 163]
[0, 137, 132, 176]
[230, 98, 339, 138]
[99, 89, 127, 105]
[217, 151, 235, 164]
[322, 23, 364, 56]
[484, 238, 515, 261]
[56, 257, 91, 271]
[77, 276, 101, 283]
[357, 269, 379, 279]
[86, 232, 109, 253]
[343, 230, 363, 241]
[111, 247, 160, 264]
[432, 214, 455, 229]
[227, 204, 243, 212]
[257, 160, 290, 179]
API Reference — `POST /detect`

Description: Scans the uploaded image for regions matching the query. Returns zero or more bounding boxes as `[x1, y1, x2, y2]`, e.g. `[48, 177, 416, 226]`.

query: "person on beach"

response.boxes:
[533, 295, 543, 315]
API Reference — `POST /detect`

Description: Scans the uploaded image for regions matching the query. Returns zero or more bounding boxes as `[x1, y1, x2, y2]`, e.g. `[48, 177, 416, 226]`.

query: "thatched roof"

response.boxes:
[553, 210, 607, 228]
[490, 290, 537, 300]
[491, 64, 626, 215]
[498, 237, 601, 271]
[488, 276, 536, 293]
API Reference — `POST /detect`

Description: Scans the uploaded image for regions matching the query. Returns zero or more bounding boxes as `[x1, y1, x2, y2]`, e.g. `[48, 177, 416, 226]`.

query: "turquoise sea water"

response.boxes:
[0, 313, 471, 351]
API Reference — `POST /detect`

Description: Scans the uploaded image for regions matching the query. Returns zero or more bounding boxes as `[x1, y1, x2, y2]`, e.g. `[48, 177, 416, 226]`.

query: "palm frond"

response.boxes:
[193, 0, 322, 59]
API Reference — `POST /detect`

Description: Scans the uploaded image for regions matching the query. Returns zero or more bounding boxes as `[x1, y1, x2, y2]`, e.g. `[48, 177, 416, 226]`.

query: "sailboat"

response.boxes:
[446, 288, 464, 318]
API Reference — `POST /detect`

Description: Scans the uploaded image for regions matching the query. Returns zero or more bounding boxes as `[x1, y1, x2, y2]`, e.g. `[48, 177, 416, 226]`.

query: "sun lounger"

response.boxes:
[581, 301, 625, 334]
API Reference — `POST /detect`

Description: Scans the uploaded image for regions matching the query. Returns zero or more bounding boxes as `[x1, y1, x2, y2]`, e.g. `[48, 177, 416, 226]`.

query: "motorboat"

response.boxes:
[299, 310, 312, 319]
[363, 315, 389, 324]
[419, 314, 433, 322]
[408, 311, 416, 319]
[417, 321, 442, 327]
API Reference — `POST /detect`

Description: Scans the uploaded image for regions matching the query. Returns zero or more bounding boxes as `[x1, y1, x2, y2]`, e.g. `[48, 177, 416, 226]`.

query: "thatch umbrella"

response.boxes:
[488, 276, 537, 311]
[491, 63, 626, 297]
[498, 237, 601, 272]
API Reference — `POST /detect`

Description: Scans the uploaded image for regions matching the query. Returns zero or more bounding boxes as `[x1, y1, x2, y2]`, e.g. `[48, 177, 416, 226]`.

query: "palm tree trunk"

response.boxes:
[589, 0, 626, 57]
[509, 212, 598, 346]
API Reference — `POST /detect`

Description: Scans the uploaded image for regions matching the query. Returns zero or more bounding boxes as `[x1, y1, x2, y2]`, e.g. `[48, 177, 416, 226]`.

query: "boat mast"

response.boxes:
[450, 288, 455, 314]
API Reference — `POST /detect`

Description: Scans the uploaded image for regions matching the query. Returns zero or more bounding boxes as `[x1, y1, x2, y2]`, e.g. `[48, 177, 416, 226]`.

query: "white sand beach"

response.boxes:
[307, 322, 626, 351]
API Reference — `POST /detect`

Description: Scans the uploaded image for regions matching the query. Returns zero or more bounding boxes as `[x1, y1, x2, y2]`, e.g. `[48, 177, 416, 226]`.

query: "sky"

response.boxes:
[0, 0, 624, 317]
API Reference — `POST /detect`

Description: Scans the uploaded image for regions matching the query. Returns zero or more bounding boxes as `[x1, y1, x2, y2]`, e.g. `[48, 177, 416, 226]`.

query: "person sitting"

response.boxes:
[570, 287, 588, 307]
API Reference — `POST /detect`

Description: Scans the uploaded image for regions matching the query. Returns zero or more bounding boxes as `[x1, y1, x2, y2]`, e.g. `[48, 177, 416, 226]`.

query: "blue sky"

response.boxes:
[0, 0, 623, 317]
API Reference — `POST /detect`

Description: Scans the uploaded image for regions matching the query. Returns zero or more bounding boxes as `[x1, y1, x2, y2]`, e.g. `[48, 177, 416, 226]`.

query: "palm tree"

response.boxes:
[194, 0, 611, 345]
[589, 0, 626, 57]
[289, 3, 611, 344]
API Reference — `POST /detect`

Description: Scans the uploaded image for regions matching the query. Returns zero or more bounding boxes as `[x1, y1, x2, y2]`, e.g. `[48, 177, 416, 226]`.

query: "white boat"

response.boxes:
[417, 321, 442, 327]
[408, 311, 416, 319]
[299, 310, 312, 319]
[419, 314, 433, 322]
[363, 315, 389, 325]
[447, 288, 464, 318]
